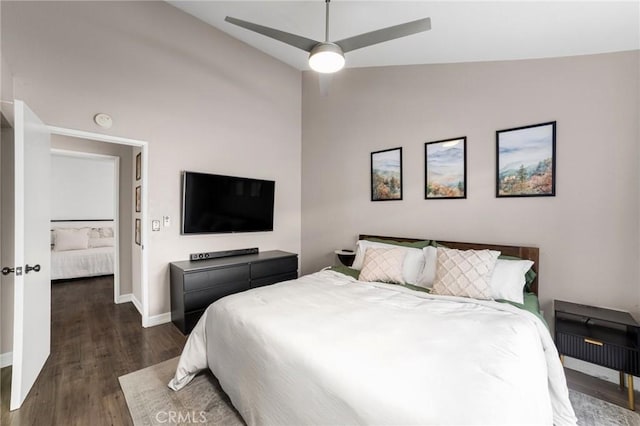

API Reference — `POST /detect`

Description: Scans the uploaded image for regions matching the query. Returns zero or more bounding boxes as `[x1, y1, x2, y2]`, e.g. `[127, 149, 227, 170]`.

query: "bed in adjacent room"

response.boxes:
[50, 220, 115, 280]
[169, 236, 577, 425]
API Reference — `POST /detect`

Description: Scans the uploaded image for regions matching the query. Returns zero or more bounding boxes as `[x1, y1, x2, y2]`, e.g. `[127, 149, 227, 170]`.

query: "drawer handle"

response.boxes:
[584, 338, 603, 346]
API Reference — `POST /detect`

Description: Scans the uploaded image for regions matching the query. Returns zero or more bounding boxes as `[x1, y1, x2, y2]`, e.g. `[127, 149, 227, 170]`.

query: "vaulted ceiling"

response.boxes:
[169, 1, 640, 71]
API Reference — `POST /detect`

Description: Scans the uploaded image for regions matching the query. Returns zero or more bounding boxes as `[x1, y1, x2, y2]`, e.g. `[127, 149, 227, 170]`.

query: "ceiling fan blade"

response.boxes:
[336, 17, 431, 53]
[225, 16, 320, 52]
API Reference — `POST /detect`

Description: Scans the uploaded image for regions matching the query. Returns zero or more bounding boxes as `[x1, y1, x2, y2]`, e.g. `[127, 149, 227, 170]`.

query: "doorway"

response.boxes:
[48, 126, 149, 324]
[50, 149, 121, 302]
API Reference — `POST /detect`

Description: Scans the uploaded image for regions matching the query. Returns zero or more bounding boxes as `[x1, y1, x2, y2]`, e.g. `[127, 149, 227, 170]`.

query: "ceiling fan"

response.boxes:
[225, 0, 432, 74]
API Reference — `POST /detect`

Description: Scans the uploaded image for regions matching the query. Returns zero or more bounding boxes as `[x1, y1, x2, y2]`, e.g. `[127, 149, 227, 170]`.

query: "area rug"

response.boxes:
[120, 357, 640, 426]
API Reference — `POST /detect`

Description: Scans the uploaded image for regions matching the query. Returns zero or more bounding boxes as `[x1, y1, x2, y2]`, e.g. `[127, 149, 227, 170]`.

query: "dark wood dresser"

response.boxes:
[170, 250, 298, 334]
[555, 300, 640, 409]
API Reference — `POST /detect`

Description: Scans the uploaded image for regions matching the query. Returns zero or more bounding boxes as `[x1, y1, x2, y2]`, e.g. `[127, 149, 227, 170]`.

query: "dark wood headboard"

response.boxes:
[359, 235, 540, 296]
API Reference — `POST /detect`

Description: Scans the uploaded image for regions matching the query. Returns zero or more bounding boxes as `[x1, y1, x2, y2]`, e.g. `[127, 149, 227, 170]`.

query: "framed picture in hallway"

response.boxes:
[371, 147, 402, 201]
[135, 219, 141, 246]
[135, 185, 141, 212]
[496, 121, 556, 197]
[136, 152, 141, 181]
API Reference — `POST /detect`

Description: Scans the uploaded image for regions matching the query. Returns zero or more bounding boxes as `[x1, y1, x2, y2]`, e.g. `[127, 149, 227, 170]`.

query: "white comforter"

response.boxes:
[169, 270, 577, 425]
[50, 246, 115, 280]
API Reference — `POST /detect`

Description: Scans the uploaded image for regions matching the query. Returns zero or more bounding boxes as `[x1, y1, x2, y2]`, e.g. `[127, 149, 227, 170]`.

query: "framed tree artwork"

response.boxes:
[425, 137, 466, 199]
[371, 147, 402, 201]
[496, 121, 556, 197]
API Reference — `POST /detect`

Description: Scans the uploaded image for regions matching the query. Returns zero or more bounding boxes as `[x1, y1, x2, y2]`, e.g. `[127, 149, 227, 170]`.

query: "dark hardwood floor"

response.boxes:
[1, 276, 637, 425]
[0, 276, 186, 426]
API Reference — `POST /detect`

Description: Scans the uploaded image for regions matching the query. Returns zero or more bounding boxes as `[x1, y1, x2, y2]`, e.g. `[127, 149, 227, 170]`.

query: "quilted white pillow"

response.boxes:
[489, 259, 534, 304]
[352, 240, 425, 284]
[416, 246, 438, 288]
[432, 247, 500, 300]
[53, 228, 90, 252]
[358, 247, 406, 284]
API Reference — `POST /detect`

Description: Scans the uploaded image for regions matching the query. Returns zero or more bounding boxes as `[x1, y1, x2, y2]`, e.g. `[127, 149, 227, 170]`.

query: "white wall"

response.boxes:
[301, 51, 640, 320]
[51, 154, 115, 220]
[1, 1, 302, 319]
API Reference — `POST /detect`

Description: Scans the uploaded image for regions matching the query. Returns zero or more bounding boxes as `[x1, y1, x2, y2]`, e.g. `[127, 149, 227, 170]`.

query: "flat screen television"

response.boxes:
[181, 171, 275, 234]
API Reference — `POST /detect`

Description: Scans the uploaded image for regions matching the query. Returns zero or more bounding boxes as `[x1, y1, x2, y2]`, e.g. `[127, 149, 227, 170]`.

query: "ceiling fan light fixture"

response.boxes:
[308, 43, 345, 73]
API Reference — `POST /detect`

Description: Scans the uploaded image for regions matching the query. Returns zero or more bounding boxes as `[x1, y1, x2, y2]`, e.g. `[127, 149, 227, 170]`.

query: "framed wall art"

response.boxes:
[425, 137, 466, 199]
[135, 218, 141, 246]
[496, 121, 556, 197]
[135, 185, 141, 212]
[136, 152, 142, 181]
[371, 147, 402, 201]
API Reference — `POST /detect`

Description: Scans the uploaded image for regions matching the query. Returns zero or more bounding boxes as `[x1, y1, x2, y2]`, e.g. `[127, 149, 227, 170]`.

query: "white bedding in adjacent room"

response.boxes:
[51, 246, 115, 280]
[170, 270, 577, 425]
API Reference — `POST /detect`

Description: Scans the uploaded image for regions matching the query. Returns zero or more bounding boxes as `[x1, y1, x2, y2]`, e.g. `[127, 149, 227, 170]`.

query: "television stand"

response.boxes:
[170, 250, 298, 334]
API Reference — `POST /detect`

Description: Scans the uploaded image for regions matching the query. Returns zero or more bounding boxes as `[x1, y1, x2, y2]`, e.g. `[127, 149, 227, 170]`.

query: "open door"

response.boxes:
[6, 100, 51, 410]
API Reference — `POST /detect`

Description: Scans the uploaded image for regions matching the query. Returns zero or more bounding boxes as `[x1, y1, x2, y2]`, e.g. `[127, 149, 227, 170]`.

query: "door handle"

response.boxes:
[25, 264, 41, 274]
[1, 266, 22, 276]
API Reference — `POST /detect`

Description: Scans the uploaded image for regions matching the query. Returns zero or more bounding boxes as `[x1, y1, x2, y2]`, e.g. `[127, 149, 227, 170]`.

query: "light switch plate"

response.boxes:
[152, 220, 161, 231]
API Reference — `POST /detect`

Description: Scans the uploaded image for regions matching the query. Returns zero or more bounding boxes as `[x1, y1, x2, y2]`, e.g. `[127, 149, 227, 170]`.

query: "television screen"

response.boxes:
[181, 171, 275, 234]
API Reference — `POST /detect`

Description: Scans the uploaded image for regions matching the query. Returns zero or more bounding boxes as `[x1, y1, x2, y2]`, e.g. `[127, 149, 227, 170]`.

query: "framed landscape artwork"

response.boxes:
[371, 147, 402, 201]
[496, 121, 556, 197]
[425, 137, 466, 199]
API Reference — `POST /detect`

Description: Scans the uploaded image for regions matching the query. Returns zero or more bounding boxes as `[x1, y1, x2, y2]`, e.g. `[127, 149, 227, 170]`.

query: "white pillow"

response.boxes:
[352, 240, 425, 284]
[54, 228, 90, 252]
[416, 246, 437, 288]
[489, 259, 534, 304]
[431, 247, 500, 300]
[88, 237, 115, 248]
[358, 247, 406, 284]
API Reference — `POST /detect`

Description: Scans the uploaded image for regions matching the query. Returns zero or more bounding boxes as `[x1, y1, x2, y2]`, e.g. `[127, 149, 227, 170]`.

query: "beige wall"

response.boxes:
[301, 51, 640, 318]
[51, 135, 134, 296]
[1, 1, 302, 319]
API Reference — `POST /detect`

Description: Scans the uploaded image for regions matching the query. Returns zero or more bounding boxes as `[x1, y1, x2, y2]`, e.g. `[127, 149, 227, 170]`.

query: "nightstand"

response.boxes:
[334, 249, 356, 267]
[554, 300, 640, 410]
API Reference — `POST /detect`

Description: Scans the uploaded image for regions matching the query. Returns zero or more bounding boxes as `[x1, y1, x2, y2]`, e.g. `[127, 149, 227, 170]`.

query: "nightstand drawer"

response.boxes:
[184, 264, 250, 292]
[251, 256, 297, 279]
[556, 332, 640, 375]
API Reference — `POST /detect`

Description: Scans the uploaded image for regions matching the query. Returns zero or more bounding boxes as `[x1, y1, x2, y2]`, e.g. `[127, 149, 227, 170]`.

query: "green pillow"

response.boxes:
[364, 237, 431, 249]
[328, 265, 360, 279]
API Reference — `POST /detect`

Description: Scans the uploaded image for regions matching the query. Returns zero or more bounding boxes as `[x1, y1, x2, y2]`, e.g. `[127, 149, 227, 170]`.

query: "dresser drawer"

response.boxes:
[184, 280, 250, 311]
[183, 264, 250, 292]
[556, 332, 640, 375]
[251, 256, 297, 279]
[251, 271, 298, 288]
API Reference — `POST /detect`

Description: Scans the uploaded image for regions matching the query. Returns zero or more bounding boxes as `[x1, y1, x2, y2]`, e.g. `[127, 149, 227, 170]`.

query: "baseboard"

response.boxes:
[1, 351, 13, 368]
[564, 356, 638, 388]
[130, 294, 143, 316]
[116, 293, 133, 304]
[143, 312, 171, 328]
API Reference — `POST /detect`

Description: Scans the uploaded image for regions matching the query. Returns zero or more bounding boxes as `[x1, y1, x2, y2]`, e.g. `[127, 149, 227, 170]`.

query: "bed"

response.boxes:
[169, 236, 577, 425]
[50, 220, 115, 280]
